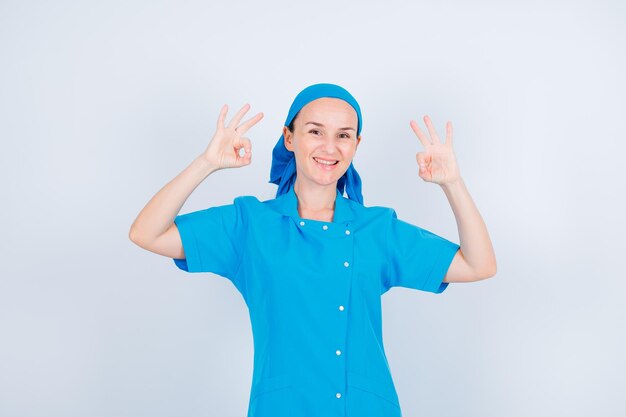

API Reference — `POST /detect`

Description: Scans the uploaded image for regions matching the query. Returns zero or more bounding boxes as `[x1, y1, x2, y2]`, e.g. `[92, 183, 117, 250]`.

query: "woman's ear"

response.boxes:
[283, 126, 294, 151]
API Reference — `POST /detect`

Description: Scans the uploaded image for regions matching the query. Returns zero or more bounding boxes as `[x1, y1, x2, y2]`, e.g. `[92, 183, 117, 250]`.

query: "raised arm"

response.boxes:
[128, 103, 263, 259]
[409, 115, 497, 283]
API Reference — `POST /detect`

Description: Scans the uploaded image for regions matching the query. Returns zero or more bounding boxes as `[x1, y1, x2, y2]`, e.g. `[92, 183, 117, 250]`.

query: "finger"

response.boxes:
[241, 152, 252, 166]
[236, 136, 252, 157]
[240, 136, 252, 154]
[416, 151, 430, 168]
[237, 148, 252, 163]
[227, 103, 251, 130]
[416, 152, 431, 180]
[423, 115, 441, 144]
[409, 120, 432, 147]
[445, 121, 453, 146]
[237, 137, 252, 165]
[217, 104, 228, 130]
[236, 112, 264, 136]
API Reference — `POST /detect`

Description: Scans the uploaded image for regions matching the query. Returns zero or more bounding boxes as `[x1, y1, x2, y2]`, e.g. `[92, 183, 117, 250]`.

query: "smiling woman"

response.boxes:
[281, 97, 362, 219]
[128, 82, 496, 417]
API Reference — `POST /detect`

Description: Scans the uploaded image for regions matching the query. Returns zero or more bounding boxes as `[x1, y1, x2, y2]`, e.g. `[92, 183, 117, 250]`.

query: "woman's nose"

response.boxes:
[320, 136, 339, 152]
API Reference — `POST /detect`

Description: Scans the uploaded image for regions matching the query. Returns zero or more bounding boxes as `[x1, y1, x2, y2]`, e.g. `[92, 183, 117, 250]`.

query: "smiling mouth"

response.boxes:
[313, 157, 339, 166]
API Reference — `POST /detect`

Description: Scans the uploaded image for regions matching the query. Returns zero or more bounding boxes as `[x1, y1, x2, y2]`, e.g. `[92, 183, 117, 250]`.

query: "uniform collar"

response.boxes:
[275, 186, 355, 223]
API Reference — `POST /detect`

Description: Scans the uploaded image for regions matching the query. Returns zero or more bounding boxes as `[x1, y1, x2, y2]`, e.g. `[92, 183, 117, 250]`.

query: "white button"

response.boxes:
[345, 230, 351, 235]
[338, 305, 344, 311]
[336, 392, 342, 399]
[344, 261, 350, 267]
[336, 349, 342, 356]
[300, 221, 305, 226]
[322, 225, 328, 230]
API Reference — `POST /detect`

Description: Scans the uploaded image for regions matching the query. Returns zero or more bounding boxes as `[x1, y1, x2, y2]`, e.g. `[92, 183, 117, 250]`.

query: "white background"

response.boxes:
[1, 0, 624, 416]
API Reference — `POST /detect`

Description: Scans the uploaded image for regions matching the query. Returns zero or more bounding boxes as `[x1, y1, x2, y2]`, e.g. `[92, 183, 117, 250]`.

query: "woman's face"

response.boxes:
[283, 97, 361, 189]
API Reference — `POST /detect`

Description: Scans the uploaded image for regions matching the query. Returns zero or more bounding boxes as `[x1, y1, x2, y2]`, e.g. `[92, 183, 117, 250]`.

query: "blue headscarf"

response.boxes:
[269, 83, 364, 205]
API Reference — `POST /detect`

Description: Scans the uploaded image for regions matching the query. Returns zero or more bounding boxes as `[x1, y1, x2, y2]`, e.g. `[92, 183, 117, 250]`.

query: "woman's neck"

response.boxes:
[293, 180, 337, 221]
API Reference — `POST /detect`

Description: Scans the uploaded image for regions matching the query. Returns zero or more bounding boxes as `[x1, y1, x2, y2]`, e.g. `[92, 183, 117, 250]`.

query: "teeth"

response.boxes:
[314, 157, 338, 165]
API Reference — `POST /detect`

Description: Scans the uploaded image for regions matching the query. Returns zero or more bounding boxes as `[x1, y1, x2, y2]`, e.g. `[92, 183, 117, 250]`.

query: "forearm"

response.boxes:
[440, 177, 497, 276]
[129, 155, 219, 244]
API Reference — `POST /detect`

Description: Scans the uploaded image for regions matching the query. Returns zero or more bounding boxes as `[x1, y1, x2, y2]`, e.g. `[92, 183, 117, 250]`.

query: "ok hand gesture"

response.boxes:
[202, 103, 264, 170]
[409, 115, 461, 186]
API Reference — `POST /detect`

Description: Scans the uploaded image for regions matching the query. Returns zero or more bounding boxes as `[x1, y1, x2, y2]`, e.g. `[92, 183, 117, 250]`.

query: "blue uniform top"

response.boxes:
[172, 185, 460, 417]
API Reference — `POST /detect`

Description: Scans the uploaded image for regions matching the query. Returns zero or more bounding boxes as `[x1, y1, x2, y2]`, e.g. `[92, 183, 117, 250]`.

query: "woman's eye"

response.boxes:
[309, 129, 350, 139]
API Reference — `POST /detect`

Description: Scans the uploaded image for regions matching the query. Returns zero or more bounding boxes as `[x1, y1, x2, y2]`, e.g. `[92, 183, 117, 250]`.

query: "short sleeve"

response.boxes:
[172, 198, 247, 284]
[384, 209, 460, 294]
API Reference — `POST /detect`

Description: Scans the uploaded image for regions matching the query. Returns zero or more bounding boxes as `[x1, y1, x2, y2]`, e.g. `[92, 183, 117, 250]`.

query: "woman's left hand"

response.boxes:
[409, 115, 461, 186]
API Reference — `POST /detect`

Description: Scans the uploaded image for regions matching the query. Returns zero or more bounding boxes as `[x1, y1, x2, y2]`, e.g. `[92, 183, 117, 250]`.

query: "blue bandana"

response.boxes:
[268, 83, 364, 205]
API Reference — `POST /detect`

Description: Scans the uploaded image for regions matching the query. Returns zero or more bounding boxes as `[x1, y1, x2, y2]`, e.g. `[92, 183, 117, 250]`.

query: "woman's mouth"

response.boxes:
[313, 157, 339, 170]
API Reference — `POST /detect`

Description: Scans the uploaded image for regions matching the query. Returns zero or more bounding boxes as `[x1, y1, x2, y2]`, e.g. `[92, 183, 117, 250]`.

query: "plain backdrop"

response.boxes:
[1, 1, 624, 416]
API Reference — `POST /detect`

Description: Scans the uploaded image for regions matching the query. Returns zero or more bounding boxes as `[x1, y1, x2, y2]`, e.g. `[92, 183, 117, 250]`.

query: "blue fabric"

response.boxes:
[269, 83, 364, 204]
[172, 188, 460, 417]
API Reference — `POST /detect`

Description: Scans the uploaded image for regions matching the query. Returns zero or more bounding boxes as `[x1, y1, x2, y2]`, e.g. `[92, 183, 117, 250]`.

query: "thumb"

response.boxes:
[416, 152, 429, 171]
[236, 137, 252, 165]
[238, 136, 252, 154]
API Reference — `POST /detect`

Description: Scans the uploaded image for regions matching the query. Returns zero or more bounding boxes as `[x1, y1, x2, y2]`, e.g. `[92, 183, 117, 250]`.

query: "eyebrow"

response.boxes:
[304, 121, 356, 132]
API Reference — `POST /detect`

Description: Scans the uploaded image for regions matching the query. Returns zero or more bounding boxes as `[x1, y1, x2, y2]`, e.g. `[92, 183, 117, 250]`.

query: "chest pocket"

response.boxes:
[256, 222, 351, 279]
[354, 252, 387, 298]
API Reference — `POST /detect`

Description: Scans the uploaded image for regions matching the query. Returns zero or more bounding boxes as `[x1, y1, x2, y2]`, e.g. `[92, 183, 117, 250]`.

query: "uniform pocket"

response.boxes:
[249, 372, 293, 416]
[347, 371, 401, 409]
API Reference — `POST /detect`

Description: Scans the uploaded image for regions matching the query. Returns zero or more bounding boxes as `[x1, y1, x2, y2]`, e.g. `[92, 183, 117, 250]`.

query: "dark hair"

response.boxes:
[286, 110, 301, 133]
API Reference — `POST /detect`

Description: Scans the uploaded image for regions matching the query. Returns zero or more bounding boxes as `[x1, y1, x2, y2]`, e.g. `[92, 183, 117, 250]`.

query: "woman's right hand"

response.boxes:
[201, 103, 264, 170]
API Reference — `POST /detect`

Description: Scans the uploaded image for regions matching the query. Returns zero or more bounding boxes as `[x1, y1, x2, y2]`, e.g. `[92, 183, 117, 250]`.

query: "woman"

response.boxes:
[129, 83, 497, 417]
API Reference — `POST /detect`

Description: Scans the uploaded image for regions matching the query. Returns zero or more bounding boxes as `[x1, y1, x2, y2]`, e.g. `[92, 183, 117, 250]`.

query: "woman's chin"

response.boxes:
[313, 173, 345, 187]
